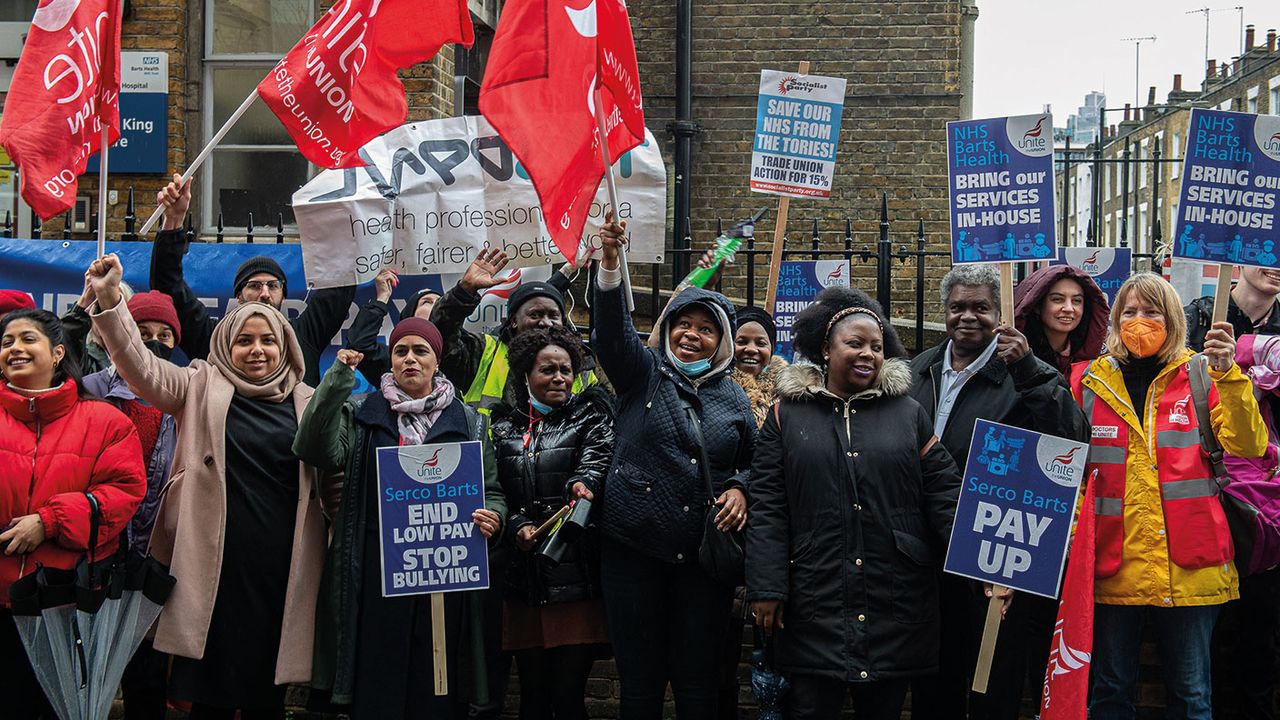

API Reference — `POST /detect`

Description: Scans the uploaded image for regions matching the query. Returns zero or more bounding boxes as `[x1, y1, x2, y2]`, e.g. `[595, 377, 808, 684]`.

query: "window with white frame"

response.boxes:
[1138, 203, 1148, 254]
[1219, 99, 1233, 111]
[1248, 86, 1260, 114]
[1171, 132, 1181, 178]
[1270, 77, 1280, 115]
[202, 0, 315, 234]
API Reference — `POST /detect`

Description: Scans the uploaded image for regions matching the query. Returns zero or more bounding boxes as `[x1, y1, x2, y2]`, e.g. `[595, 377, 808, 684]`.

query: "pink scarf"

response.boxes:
[380, 372, 456, 446]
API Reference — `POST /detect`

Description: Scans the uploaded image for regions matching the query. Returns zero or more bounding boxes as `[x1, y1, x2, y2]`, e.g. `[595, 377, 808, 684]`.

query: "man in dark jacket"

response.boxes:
[149, 176, 355, 386]
[1186, 266, 1280, 720]
[428, 249, 596, 414]
[908, 263, 1089, 720]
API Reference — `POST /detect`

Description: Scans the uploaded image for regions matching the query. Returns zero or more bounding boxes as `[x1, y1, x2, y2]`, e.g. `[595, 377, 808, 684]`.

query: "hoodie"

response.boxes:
[1013, 264, 1110, 377]
[592, 283, 757, 563]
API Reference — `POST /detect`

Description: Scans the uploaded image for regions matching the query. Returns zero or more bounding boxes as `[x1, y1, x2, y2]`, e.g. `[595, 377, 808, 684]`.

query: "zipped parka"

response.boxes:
[0, 381, 146, 603]
[1070, 350, 1267, 606]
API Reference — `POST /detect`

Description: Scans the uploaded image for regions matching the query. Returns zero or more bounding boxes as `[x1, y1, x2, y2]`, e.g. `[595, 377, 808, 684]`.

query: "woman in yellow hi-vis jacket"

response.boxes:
[1068, 273, 1267, 720]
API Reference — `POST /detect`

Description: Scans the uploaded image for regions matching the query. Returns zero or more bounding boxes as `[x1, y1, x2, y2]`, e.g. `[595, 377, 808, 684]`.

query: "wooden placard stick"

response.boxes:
[763, 60, 811, 314]
[971, 584, 1008, 693]
[998, 263, 1015, 323]
[1210, 263, 1234, 324]
[432, 593, 448, 695]
[530, 504, 573, 541]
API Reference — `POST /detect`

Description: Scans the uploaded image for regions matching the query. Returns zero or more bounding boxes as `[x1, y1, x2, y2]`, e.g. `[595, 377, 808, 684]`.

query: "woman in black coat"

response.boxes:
[490, 326, 615, 720]
[746, 288, 961, 720]
[593, 218, 756, 719]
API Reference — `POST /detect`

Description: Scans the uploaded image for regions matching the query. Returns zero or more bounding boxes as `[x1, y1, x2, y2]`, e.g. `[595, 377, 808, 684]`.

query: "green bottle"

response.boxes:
[675, 207, 769, 292]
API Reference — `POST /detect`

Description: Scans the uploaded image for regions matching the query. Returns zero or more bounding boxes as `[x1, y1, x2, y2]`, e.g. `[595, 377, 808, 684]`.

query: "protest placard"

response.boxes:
[945, 420, 1087, 599]
[1053, 247, 1133, 304]
[293, 115, 667, 289]
[376, 441, 489, 598]
[771, 260, 851, 361]
[947, 114, 1057, 264]
[1173, 109, 1280, 269]
[750, 69, 847, 200]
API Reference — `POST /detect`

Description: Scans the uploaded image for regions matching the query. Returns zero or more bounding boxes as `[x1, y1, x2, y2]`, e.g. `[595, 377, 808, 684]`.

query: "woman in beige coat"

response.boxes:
[87, 254, 339, 720]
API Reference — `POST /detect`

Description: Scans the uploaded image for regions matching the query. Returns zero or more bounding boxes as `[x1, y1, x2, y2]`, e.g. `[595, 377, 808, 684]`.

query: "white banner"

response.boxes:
[294, 115, 667, 289]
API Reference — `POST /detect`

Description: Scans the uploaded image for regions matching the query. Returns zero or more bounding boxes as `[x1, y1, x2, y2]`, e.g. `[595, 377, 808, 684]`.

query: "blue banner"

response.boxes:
[943, 420, 1086, 598]
[947, 114, 1057, 264]
[771, 259, 850, 362]
[0, 238, 442, 394]
[375, 441, 489, 597]
[1174, 109, 1280, 269]
[1053, 247, 1132, 304]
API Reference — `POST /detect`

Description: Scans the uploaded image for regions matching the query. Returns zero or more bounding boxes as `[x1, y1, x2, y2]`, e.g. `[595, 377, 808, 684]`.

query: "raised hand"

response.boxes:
[87, 254, 124, 309]
[374, 268, 399, 303]
[460, 249, 512, 294]
[599, 211, 628, 271]
[157, 174, 193, 232]
[336, 349, 364, 369]
[1204, 322, 1237, 372]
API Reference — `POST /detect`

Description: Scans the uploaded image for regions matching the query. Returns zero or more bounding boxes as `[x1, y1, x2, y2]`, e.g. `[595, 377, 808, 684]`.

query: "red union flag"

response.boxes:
[0, 0, 122, 219]
[1040, 476, 1096, 720]
[480, 0, 646, 265]
[257, 0, 474, 170]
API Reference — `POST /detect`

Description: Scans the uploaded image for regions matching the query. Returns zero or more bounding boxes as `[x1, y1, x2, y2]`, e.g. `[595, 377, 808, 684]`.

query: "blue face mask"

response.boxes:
[528, 394, 555, 415]
[672, 356, 712, 377]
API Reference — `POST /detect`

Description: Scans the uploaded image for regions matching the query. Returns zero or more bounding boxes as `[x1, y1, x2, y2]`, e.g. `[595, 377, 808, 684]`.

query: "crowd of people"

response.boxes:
[3, 182, 1280, 720]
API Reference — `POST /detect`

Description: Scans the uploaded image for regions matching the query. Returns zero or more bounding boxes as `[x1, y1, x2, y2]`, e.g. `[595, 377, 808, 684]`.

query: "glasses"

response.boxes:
[244, 280, 283, 293]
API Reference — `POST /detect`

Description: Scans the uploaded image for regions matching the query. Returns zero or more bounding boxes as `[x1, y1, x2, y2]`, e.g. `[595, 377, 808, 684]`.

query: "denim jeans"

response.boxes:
[600, 537, 732, 720]
[1090, 603, 1222, 720]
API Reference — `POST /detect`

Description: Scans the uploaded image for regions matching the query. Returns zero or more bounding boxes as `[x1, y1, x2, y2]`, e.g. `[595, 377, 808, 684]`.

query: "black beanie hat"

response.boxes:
[506, 281, 565, 318]
[735, 305, 777, 348]
[404, 287, 442, 318]
[233, 257, 287, 297]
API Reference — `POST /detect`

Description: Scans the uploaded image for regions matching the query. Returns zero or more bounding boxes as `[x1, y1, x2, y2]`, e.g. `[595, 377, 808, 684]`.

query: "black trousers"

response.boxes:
[910, 574, 1057, 720]
[600, 538, 732, 720]
[121, 638, 169, 720]
[1214, 565, 1280, 719]
[514, 645, 599, 720]
[0, 607, 57, 720]
[786, 675, 909, 720]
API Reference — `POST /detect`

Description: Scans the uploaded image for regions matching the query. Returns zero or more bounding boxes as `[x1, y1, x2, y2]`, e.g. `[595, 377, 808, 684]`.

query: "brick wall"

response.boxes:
[626, 1, 963, 328]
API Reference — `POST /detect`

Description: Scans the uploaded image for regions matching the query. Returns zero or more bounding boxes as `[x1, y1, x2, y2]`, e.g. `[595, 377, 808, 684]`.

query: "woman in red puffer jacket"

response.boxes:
[0, 308, 146, 719]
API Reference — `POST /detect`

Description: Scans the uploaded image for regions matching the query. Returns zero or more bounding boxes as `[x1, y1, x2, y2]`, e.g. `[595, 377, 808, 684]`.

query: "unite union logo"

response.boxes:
[1023, 117, 1045, 139]
[1170, 395, 1191, 426]
[420, 448, 443, 470]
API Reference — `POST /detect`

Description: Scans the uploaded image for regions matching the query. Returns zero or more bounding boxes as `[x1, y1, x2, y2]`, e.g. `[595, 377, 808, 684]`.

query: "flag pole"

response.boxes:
[593, 86, 635, 312]
[138, 90, 260, 236]
[97, 122, 110, 258]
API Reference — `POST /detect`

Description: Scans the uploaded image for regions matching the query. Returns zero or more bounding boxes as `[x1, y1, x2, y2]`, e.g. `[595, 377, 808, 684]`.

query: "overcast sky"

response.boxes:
[973, 1, 1280, 124]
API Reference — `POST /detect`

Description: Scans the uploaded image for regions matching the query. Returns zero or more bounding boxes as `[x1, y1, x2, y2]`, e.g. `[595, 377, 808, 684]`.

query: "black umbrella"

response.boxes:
[8, 492, 175, 720]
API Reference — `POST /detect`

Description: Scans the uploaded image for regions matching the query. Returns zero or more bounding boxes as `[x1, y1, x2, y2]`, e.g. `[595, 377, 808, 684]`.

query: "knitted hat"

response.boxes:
[405, 288, 442, 318]
[506, 281, 565, 318]
[0, 290, 35, 317]
[735, 306, 777, 348]
[127, 291, 182, 344]
[389, 317, 444, 359]
[233, 257, 287, 297]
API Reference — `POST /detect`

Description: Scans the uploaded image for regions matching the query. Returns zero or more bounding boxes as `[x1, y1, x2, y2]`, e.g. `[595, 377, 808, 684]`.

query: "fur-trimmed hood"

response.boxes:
[775, 357, 913, 401]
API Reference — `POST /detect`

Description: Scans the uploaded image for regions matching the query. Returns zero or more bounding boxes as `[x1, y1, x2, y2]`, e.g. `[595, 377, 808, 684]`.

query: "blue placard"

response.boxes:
[943, 420, 1086, 598]
[947, 114, 1057, 264]
[1174, 109, 1280, 269]
[0, 238, 442, 395]
[1052, 246, 1133, 304]
[375, 441, 489, 597]
[771, 259, 850, 362]
[87, 52, 169, 175]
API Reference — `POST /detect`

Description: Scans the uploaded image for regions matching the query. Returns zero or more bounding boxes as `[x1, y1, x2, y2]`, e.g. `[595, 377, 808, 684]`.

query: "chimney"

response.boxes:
[1147, 86, 1156, 106]
[1173, 74, 1182, 91]
[1207, 58, 1217, 78]
[1123, 103, 1131, 121]
[1109, 124, 1117, 138]
[1268, 29, 1276, 52]
[1246, 24, 1256, 50]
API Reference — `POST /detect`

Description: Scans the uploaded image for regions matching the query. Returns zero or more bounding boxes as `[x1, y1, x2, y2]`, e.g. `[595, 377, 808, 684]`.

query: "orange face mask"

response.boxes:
[1119, 317, 1166, 358]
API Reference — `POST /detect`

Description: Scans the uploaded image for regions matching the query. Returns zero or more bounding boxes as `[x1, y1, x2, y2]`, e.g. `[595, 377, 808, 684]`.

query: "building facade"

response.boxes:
[1057, 26, 1280, 257]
